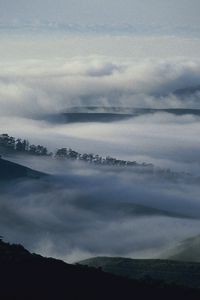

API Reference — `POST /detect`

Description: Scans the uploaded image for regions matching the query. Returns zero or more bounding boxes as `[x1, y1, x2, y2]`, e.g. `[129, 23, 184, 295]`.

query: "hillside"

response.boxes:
[0, 133, 193, 181]
[0, 240, 200, 299]
[168, 235, 200, 262]
[79, 257, 200, 289]
[0, 157, 45, 180]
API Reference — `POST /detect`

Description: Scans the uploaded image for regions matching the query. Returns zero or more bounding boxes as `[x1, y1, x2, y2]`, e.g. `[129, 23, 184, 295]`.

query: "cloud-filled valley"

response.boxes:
[0, 56, 200, 171]
[1, 159, 200, 263]
[0, 32, 200, 264]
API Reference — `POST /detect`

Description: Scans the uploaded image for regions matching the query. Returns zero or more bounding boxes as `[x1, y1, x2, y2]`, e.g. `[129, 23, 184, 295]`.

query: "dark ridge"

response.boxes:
[64, 106, 200, 115]
[0, 239, 200, 300]
[0, 157, 45, 180]
[61, 112, 133, 123]
[51, 108, 200, 124]
[44, 107, 200, 125]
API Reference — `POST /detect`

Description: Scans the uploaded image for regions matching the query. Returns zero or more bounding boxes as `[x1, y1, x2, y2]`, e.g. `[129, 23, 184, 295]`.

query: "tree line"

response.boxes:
[55, 147, 151, 167]
[0, 133, 49, 156]
[0, 133, 153, 168]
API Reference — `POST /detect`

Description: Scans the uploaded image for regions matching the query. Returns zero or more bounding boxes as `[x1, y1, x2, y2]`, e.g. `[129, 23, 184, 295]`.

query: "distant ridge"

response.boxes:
[48, 107, 200, 124]
[64, 106, 200, 115]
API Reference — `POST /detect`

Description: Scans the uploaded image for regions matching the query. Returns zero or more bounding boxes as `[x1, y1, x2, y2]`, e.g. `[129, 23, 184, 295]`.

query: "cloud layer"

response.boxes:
[1, 58, 200, 121]
[1, 160, 200, 262]
[0, 42, 200, 262]
[1, 58, 200, 177]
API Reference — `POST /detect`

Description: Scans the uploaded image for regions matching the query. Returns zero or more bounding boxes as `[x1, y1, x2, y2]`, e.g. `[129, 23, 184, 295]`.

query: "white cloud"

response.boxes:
[0, 58, 200, 120]
[0, 57, 200, 175]
[0, 36, 200, 262]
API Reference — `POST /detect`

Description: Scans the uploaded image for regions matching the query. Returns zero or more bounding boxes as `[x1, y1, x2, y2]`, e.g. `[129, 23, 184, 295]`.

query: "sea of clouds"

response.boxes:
[1, 159, 200, 262]
[1, 58, 200, 118]
[0, 33, 200, 262]
[0, 57, 200, 173]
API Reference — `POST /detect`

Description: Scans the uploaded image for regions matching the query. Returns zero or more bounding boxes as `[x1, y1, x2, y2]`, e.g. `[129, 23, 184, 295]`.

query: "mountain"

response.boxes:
[63, 106, 200, 115]
[60, 112, 133, 123]
[0, 239, 200, 300]
[79, 257, 200, 289]
[0, 157, 45, 180]
[47, 107, 200, 124]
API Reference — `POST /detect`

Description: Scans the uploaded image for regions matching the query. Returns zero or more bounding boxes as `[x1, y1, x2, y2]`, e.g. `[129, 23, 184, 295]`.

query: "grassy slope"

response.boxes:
[79, 256, 200, 289]
[0, 157, 45, 180]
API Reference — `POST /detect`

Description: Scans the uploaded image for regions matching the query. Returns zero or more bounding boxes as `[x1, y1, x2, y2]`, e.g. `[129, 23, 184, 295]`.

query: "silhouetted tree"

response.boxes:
[0, 134, 15, 150]
[55, 148, 68, 158]
[16, 139, 26, 152]
[29, 144, 37, 154]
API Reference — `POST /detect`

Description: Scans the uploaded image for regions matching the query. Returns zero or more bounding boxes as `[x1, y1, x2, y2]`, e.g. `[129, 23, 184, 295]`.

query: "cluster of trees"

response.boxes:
[0, 133, 153, 168]
[55, 147, 152, 167]
[0, 134, 48, 156]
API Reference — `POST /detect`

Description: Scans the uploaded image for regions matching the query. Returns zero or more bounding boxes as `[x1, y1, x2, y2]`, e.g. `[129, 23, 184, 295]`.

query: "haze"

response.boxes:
[0, 0, 200, 31]
[0, 0, 200, 264]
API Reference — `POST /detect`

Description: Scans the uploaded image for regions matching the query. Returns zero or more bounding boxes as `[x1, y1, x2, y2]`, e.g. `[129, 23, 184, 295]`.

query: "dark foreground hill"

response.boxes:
[0, 240, 200, 300]
[79, 256, 200, 289]
[0, 157, 45, 180]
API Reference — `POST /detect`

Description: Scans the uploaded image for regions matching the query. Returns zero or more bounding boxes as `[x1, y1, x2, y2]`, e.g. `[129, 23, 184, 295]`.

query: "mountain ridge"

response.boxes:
[0, 239, 200, 299]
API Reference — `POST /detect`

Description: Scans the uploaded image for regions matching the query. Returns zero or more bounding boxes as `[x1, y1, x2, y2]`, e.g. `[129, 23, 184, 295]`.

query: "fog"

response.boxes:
[1, 159, 200, 262]
[1, 0, 200, 32]
[0, 29, 200, 263]
[0, 56, 200, 176]
[1, 58, 200, 119]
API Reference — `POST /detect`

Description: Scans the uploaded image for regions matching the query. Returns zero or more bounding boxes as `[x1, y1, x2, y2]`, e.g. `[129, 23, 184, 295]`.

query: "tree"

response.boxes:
[35, 145, 48, 156]
[29, 144, 37, 154]
[56, 148, 68, 158]
[16, 139, 24, 151]
[68, 149, 79, 160]
[0, 134, 15, 150]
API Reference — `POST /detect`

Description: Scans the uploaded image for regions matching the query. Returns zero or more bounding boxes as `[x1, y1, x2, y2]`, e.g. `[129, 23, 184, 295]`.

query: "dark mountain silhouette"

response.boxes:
[47, 107, 200, 124]
[0, 239, 200, 300]
[63, 106, 200, 115]
[79, 256, 200, 289]
[61, 112, 133, 123]
[0, 157, 45, 180]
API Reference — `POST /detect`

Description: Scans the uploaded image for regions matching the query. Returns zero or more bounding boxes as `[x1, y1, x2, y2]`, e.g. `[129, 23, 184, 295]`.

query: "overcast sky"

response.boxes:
[0, 0, 200, 28]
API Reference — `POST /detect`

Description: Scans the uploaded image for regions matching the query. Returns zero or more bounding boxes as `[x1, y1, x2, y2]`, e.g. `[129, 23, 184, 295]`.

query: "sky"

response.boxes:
[0, 0, 200, 30]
